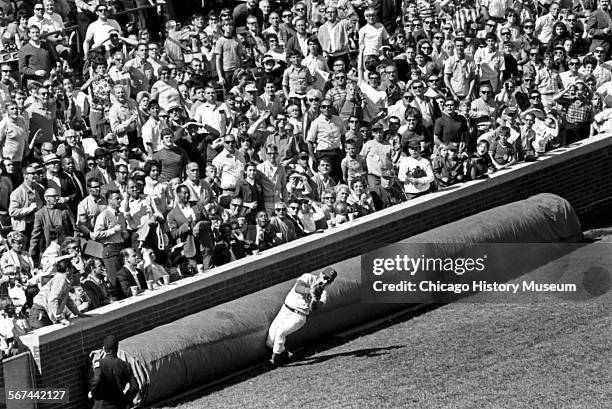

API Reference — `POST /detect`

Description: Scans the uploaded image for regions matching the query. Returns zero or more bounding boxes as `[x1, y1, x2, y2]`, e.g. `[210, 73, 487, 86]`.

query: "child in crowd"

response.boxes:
[341, 139, 367, 187]
[490, 126, 516, 167]
[470, 140, 497, 179]
[433, 143, 468, 187]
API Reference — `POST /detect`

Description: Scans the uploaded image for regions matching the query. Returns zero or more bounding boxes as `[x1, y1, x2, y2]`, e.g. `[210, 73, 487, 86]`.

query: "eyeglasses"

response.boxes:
[308, 97, 320, 102]
[320, 105, 332, 109]
[282, 14, 292, 17]
[295, 7, 305, 11]
[289, 206, 299, 210]
[403, 95, 412, 99]
[530, 95, 541, 99]
[275, 207, 287, 211]
[322, 196, 334, 200]
[224, 140, 236, 144]
[1, 69, 11, 73]
[34, 7, 44, 10]
[424, 20, 434, 24]
[412, 85, 423, 89]
[480, 90, 491, 94]
[595, 50, 604, 54]
[501, 32, 511, 36]
[567, 18, 576, 22]
[97, 8, 108, 12]
[335, 76, 346, 80]
[523, 25, 534, 29]
[349, 119, 359, 123]
[389, 121, 400, 126]
[569, 62, 580, 66]
[369, 76, 380, 80]
[421, 46, 432, 50]
[486, 23, 495, 27]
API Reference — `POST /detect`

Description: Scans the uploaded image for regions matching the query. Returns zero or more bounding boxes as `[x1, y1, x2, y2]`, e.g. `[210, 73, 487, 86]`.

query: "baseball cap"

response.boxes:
[321, 267, 338, 281]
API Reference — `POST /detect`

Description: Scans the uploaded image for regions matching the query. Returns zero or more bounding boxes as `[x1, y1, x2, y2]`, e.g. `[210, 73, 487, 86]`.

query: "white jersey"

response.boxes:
[284, 273, 329, 314]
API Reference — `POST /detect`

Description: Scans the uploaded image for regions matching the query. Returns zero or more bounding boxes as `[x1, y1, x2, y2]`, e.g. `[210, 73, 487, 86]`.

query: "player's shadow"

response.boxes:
[288, 345, 405, 366]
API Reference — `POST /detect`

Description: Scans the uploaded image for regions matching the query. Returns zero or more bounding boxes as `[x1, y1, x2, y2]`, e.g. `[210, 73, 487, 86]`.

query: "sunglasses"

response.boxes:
[322, 196, 334, 200]
[524, 25, 534, 29]
[320, 105, 332, 108]
[486, 23, 495, 27]
[569, 62, 580, 65]
[308, 97, 320, 102]
[530, 95, 541, 99]
[224, 140, 236, 144]
[501, 32, 511, 36]
[275, 207, 287, 211]
[480, 90, 492, 94]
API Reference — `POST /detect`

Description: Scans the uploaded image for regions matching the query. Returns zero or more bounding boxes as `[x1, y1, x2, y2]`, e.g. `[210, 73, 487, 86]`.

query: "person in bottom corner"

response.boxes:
[266, 267, 337, 366]
[89, 335, 139, 409]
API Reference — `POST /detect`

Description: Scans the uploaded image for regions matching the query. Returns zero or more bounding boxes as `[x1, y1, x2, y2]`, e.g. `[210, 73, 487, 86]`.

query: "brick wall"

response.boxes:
[13, 135, 612, 409]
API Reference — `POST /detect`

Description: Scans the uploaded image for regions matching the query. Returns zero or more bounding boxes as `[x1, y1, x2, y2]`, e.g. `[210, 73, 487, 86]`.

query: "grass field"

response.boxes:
[160, 239, 612, 409]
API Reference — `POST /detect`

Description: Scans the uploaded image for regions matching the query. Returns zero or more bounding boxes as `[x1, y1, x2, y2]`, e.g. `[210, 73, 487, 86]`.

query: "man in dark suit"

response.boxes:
[244, 210, 277, 252]
[86, 148, 116, 186]
[373, 0, 401, 34]
[587, 0, 612, 58]
[284, 18, 309, 58]
[42, 153, 75, 211]
[167, 184, 214, 272]
[213, 222, 249, 266]
[101, 163, 129, 199]
[29, 188, 75, 263]
[61, 155, 87, 213]
[115, 248, 147, 300]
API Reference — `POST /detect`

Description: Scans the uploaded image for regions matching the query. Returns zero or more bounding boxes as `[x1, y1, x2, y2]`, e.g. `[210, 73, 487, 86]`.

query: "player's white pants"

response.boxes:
[266, 305, 307, 354]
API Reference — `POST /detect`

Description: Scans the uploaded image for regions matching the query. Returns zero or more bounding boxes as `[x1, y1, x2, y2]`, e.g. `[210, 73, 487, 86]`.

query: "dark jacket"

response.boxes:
[91, 353, 138, 409]
[115, 266, 147, 300]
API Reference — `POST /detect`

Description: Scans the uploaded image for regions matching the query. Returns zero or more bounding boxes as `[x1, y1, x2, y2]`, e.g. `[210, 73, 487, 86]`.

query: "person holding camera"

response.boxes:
[552, 79, 593, 144]
[266, 267, 337, 366]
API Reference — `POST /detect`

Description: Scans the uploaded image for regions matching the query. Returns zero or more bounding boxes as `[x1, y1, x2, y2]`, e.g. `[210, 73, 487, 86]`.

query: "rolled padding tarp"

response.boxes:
[116, 193, 582, 405]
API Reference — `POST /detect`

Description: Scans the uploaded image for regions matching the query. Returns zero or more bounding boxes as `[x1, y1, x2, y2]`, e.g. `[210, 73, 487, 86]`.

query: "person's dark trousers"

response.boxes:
[565, 123, 589, 145]
[28, 304, 52, 330]
[223, 70, 236, 91]
[315, 148, 344, 183]
[127, 130, 145, 152]
[102, 243, 124, 298]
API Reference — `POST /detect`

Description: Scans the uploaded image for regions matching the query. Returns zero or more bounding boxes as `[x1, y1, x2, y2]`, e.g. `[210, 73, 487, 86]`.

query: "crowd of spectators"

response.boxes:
[0, 0, 608, 356]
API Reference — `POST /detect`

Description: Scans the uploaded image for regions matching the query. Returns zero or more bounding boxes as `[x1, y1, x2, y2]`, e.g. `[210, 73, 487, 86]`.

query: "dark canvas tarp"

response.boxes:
[116, 194, 582, 405]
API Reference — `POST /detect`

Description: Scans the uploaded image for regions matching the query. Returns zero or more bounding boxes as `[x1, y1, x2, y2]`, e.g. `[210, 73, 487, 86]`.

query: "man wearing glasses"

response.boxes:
[83, 3, 122, 58]
[317, 6, 351, 67]
[326, 73, 364, 121]
[29, 188, 74, 264]
[306, 98, 345, 183]
[587, 0, 612, 59]
[211, 135, 246, 201]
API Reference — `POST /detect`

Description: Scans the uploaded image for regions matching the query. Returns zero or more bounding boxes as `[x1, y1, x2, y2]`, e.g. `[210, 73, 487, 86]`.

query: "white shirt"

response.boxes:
[194, 102, 227, 136]
[85, 19, 122, 50]
[284, 273, 329, 314]
[212, 149, 246, 190]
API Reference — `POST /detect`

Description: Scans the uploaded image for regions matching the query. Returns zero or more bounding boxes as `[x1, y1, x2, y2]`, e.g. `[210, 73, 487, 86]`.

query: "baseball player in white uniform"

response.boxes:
[266, 267, 338, 366]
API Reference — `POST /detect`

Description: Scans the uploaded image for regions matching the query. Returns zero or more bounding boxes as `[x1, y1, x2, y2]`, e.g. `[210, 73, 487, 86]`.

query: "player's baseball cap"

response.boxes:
[322, 267, 337, 281]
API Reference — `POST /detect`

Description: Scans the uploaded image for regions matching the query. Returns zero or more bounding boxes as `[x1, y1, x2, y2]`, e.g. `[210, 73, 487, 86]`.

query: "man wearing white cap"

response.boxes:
[266, 267, 338, 366]
[43, 153, 75, 209]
